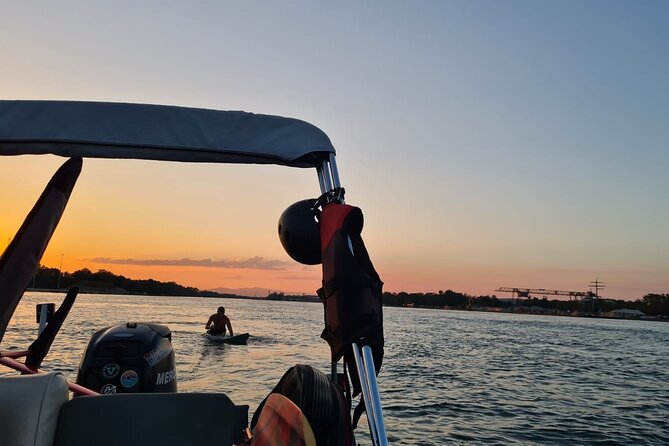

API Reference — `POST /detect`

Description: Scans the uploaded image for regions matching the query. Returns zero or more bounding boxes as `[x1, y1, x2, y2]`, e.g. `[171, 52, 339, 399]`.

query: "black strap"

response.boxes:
[352, 400, 366, 429]
[321, 275, 373, 299]
[27, 287, 79, 369]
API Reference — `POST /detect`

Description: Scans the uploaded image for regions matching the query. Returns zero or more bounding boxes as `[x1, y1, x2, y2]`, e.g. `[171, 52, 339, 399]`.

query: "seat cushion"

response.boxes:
[54, 392, 248, 446]
[0, 372, 69, 446]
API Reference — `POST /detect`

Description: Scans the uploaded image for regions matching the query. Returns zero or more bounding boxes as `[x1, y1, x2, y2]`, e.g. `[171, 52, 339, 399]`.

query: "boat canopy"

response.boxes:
[0, 101, 335, 168]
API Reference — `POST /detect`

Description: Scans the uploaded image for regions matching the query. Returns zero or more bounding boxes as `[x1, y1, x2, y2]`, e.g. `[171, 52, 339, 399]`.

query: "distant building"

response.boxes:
[611, 308, 645, 319]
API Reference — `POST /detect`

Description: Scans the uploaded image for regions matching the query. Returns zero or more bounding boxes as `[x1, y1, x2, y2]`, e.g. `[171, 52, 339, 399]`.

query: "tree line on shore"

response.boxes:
[382, 290, 669, 316]
[31, 267, 669, 316]
[31, 266, 223, 297]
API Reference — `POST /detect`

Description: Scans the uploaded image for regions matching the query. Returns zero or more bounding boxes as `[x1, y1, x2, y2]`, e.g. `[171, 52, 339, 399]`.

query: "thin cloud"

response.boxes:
[90, 256, 289, 270]
[274, 273, 321, 281]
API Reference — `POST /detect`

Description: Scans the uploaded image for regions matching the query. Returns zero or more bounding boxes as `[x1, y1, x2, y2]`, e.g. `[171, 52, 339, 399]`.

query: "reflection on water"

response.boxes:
[3, 292, 669, 445]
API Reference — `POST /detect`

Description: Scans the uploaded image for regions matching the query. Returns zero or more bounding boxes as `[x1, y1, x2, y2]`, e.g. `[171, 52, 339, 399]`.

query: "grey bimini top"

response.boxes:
[0, 100, 335, 168]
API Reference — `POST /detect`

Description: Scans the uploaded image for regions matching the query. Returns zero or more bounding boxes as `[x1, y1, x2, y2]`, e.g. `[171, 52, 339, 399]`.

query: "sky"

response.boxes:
[1, 1, 668, 299]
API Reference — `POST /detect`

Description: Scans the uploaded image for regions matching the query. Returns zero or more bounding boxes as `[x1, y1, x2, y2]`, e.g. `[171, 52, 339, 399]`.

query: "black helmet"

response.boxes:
[278, 199, 322, 265]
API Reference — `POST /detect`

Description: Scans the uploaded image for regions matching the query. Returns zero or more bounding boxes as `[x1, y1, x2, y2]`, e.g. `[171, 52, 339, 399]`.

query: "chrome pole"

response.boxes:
[362, 345, 388, 445]
[353, 342, 379, 445]
[329, 153, 341, 188]
[316, 166, 327, 194]
[321, 160, 333, 192]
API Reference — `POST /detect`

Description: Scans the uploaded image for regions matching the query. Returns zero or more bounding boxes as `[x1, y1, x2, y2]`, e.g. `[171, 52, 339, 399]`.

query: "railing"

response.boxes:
[0, 351, 98, 395]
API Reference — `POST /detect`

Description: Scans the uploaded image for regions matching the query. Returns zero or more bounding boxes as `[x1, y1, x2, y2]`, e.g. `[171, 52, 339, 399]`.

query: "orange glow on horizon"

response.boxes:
[27, 255, 662, 302]
[34, 257, 322, 296]
[1, 156, 666, 301]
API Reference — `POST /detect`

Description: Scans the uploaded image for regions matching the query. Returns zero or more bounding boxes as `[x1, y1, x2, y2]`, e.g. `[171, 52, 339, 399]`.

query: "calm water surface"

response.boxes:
[3, 292, 669, 445]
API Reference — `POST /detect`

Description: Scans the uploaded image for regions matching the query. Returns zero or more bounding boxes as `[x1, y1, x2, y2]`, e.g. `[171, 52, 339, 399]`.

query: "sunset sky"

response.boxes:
[1, 2, 667, 299]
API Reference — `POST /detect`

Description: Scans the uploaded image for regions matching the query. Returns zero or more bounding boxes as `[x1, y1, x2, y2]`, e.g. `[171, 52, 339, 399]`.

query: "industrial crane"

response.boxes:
[495, 287, 595, 301]
[496, 280, 605, 311]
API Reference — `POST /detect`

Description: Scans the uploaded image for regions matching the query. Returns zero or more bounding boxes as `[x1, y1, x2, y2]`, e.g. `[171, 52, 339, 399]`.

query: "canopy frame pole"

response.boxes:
[352, 343, 388, 446]
[352, 342, 379, 445]
[317, 166, 327, 195]
[328, 153, 342, 189]
[317, 156, 344, 205]
[321, 160, 334, 193]
[361, 344, 388, 445]
[317, 157, 344, 206]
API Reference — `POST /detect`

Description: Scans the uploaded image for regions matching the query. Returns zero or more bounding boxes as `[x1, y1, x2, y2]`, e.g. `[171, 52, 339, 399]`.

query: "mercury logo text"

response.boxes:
[156, 369, 176, 385]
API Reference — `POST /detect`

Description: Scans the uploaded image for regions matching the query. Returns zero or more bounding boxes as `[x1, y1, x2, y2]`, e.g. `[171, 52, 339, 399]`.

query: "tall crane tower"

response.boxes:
[589, 278, 606, 299]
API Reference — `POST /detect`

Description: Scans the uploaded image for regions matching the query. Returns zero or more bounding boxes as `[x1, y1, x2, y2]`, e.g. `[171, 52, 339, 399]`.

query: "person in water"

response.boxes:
[206, 306, 234, 336]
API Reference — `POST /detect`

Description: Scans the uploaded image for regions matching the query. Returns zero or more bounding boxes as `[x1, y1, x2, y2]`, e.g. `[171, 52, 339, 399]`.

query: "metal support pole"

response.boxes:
[321, 160, 333, 193]
[329, 153, 341, 188]
[362, 345, 388, 445]
[352, 343, 379, 445]
[316, 166, 327, 195]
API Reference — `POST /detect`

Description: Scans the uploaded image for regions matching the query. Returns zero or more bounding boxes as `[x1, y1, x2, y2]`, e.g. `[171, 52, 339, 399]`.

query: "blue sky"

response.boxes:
[1, 1, 668, 298]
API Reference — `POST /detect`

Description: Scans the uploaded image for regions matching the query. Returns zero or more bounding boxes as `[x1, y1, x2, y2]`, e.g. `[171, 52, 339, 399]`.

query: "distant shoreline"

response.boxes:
[30, 266, 669, 318]
[25, 288, 318, 302]
[25, 288, 667, 322]
[443, 305, 669, 323]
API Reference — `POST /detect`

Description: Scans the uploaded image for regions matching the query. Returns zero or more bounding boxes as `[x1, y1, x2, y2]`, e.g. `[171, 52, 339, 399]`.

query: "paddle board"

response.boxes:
[203, 332, 250, 344]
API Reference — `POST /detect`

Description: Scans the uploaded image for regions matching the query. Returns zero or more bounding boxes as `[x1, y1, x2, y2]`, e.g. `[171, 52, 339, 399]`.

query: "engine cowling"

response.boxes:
[76, 322, 177, 394]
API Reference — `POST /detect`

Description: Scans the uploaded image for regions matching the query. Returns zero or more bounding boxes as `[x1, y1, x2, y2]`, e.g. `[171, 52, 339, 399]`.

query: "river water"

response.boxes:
[2, 292, 668, 445]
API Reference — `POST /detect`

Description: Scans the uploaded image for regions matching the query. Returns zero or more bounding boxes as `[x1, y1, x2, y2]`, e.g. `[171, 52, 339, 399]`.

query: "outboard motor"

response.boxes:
[76, 322, 177, 394]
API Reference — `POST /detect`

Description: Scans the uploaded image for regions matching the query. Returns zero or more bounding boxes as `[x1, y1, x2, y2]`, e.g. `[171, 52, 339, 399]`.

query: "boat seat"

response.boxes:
[53, 392, 249, 446]
[0, 372, 69, 446]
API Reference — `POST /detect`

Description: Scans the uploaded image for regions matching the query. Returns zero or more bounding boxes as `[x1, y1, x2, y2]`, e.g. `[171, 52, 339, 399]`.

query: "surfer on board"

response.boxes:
[205, 306, 234, 336]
